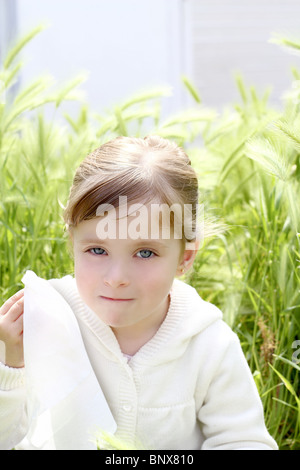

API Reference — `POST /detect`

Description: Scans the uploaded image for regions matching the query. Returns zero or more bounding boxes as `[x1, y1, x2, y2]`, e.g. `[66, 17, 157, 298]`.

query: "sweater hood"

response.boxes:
[133, 278, 223, 365]
[170, 279, 223, 336]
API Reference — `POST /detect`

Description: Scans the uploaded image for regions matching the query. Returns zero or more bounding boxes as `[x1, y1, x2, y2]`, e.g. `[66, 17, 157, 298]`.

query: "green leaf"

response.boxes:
[269, 363, 300, 403]
[14, 75, 54, 105]
[54, 73, 88, 107]
[286, 183, 300, 233]
[270, 35, 300, 53]
[160, 108, 217, 128]
[120, 86, 172, 111]
[235, 73, 248, 104]
[181, 76, 201, 103]
[273, 355, 300, 373]
[245, 138, 289, 181]
[114, 107, 127, 136]
[4, 24, 47, 70]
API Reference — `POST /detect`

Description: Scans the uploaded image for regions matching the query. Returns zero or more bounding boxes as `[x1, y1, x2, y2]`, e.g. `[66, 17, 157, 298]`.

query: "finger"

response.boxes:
[13, 313, 24, 336]
[5, 297, 24, 323]
[3, 314, 24, 349]
[5, 313, 24, 338]
[0, 290, 24, 316]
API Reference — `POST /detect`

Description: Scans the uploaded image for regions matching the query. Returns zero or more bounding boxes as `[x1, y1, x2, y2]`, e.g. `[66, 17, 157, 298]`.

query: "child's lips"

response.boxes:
[100, 296, 134, 302]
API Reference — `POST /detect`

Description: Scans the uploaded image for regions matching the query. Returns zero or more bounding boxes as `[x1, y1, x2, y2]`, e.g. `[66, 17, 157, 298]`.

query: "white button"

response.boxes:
[122, 404, 132, 412]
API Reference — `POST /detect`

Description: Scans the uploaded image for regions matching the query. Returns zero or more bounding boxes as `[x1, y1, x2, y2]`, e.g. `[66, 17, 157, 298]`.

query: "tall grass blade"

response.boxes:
[3, 24, 47, 69]
[245, 138, 289, 181]
[182, 75, 201, 103]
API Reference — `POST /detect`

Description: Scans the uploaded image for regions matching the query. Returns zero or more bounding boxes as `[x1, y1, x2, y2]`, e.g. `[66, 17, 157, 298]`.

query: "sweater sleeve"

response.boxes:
[196, 324, 278, 450]
[0, 362, 29, 450]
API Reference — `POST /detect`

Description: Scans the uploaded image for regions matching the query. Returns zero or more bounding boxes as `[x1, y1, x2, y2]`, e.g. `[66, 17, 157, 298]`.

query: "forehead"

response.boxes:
[72, 200, 183, 243]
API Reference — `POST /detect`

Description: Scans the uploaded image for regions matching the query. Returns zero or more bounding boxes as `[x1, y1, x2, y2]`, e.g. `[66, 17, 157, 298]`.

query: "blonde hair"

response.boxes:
[64, 135, 199, 245]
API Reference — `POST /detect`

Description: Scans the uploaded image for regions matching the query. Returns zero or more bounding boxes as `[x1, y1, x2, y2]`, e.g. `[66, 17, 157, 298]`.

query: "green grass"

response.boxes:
[0, 27, 299, 449]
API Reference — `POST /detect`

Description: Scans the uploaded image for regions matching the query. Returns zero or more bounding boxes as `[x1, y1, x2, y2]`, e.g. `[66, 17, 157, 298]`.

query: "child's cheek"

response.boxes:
[74, 256, 91, 293]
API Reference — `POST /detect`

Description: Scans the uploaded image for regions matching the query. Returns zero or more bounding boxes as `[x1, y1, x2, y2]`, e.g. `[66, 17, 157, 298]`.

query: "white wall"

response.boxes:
[186, 0, 300, 110]
[4, 0, 300, 118]
[0, 0, 17, 63]
[16, 0, 187, 118]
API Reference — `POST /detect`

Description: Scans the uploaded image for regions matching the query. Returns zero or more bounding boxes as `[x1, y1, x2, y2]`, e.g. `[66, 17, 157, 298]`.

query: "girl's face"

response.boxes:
[71, 208, 191, 338]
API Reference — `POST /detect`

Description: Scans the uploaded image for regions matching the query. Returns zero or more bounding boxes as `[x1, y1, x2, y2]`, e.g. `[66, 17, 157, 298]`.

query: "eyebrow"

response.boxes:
[79, 238, 105, 245]
[131, 239, 169, 249]
[78, 238, 169, 249]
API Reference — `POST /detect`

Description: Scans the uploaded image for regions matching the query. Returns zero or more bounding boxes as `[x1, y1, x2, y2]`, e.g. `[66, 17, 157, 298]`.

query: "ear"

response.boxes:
[176, 240, 200, 277]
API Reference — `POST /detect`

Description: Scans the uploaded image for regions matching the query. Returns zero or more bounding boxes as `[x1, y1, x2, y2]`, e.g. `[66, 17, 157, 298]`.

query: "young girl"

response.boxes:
[0, 135, 277, 450]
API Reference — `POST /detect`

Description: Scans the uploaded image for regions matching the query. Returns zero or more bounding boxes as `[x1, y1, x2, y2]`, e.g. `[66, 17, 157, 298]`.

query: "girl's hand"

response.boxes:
[0, 290, 24, 368]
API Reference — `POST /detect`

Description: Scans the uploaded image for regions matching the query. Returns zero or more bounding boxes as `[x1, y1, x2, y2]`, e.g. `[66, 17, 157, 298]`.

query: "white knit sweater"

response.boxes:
[0, 275, 277, 450]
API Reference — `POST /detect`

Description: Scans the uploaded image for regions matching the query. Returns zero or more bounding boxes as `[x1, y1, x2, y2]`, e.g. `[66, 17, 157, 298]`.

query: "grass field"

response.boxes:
[0, 27, 299, 449]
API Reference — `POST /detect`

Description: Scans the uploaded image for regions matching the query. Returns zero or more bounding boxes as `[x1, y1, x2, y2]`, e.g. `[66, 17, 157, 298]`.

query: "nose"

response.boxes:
[103, 261, 130, 288]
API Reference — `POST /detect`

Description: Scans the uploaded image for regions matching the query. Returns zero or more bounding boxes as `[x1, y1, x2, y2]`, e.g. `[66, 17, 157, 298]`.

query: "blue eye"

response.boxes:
[90, 247, 106, 255]
[137, 249, 154, 259]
